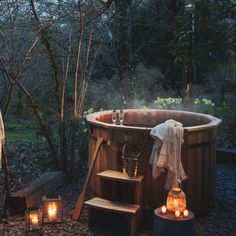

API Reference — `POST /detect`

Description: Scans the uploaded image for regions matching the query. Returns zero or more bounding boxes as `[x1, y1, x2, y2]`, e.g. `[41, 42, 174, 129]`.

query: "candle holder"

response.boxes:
[42, 194, 62, 223]
[25, 207, 43, 232]
[166, 187, 186, 213]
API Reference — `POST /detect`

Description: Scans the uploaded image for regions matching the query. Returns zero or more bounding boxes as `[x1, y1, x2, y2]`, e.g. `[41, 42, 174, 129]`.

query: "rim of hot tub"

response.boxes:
[86, 109, 222, 132]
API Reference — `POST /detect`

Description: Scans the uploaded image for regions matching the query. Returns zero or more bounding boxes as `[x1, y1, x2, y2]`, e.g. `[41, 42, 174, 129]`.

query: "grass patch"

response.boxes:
[5, 124, 37, 143]
[6, 130, 36, 142]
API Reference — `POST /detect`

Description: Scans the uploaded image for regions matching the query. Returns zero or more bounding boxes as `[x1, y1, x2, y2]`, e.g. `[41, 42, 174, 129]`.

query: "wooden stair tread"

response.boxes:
[85, 197, 140, 215]
[97, 170, 144, 183]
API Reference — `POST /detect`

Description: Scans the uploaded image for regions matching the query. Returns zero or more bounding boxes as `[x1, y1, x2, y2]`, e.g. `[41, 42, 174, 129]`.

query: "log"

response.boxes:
[216, 148, 236, 165]
[9, 171, 63, 214]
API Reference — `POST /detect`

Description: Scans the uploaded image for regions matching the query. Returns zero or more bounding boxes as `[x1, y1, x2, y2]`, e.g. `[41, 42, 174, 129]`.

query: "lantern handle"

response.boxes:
[122, 143, 142, 159]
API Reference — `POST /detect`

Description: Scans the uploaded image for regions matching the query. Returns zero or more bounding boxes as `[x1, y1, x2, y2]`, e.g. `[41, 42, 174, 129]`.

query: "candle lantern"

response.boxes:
[42, 194, 62, 223]
[166, 187, 186, 213]
[25, 207, 43, 232]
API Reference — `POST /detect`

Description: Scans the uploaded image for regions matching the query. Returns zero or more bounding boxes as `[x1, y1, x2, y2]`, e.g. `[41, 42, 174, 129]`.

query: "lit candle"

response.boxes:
[48, 203, 57, 221]
[175, 210, 180, 218]
[161, 205, 167, 214]
[173, 199, 178, 207]
[183, 209, 189, 217]
[30, 215, 39, 229]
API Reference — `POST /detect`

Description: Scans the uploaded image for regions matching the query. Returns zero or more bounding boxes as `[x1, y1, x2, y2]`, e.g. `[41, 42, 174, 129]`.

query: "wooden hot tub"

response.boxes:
[86, 109, 221, 216]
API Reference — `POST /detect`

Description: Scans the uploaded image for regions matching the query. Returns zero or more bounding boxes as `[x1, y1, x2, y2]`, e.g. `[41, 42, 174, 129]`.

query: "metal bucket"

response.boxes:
[121, 144, 141, 178]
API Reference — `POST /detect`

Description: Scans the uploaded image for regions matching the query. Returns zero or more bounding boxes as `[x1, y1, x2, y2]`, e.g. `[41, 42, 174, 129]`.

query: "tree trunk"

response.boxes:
[0, 59, 59, 168]
[114, 0, 133, 107]
[2, 145, 10, 214]
[70, 0, 84, 180]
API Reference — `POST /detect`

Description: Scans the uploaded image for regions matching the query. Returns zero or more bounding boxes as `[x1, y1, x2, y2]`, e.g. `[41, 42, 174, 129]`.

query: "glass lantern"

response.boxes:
[42, 194, 62, 223]
[25, 207, 43, 232]
[166, 187, 186, 213]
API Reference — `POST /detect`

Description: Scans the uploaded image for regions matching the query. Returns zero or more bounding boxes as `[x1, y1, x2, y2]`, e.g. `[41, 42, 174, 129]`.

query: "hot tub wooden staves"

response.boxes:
[86, 109, 221, 216]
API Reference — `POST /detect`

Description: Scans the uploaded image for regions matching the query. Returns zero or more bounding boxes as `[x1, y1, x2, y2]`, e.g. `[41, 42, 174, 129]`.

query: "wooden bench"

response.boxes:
[9, 171, 63, 214]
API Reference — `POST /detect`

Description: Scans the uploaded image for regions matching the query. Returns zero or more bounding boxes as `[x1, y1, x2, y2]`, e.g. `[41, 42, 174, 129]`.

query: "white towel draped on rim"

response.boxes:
[0, 111, 5, 170]
[149, 119, 187, 190]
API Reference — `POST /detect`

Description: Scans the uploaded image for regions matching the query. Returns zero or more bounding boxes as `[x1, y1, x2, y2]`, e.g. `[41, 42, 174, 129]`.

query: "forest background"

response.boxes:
[0, 0, 235, 177]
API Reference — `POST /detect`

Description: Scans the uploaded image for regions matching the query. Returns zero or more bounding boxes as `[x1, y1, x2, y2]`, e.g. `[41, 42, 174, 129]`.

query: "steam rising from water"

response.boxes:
[86, 63, 222, 114]
[86, 63, 178, 110]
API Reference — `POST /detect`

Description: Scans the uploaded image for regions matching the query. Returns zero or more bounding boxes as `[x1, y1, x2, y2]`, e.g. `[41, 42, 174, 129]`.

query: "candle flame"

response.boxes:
[173, 199, 178, 207]
[31, 216, 38, 225]
[30, 214, 39, 229]
[48, 202, 57, 221]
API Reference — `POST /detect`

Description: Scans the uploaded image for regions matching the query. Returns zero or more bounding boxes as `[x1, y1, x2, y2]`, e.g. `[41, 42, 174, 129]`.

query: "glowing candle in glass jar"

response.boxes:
[183, 209, 189, 217]
[30, 214, 39, 229]
[175, 210, 180, 218]
[173, 199, 178, 207]
[48, 203, 57, 221]
[25, 207, 42, 232]
[43, 194, 62, 223]
[161, 205, 167, 214]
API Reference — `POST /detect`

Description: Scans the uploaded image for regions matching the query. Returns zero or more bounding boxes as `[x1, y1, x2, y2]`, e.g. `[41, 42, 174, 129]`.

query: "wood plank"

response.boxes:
[135, 182, 143, 205]
[196, 146, 203, 210]
[97, 170, 144, 183]
[85, 197, 140, 215]
[9, 171, 63, 214]
[212, 142, 216, 201]
[186, 148, 196, 213]
[209, 142, 215, 209]
[89, 138, 96, 193]
[204, 145, 210, 212]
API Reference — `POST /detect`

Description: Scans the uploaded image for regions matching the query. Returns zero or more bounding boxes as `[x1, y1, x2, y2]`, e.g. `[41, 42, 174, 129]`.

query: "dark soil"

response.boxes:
[0, 141, 236, 236]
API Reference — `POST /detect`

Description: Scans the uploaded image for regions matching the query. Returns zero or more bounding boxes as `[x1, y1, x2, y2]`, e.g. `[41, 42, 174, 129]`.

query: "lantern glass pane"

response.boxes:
[42, 194, 62, 223]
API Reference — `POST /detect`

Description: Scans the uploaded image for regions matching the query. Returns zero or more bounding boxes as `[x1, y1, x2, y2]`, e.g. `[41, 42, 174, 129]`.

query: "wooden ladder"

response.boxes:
[85, 170, 144, 236]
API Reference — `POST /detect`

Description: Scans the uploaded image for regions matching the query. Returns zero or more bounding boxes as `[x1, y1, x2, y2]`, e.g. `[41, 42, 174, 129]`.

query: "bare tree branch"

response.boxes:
[0, 58, 59, 167]
[15, 34, 39, 78]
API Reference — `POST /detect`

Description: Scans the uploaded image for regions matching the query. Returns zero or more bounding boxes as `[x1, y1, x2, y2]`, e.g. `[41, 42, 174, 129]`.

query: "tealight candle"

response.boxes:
[175, 210, 180, 218]
[161, 205, 167, 214]
[29, 213, 39, 230]
[31, 215, 39, 229]
[183, 209, 189, 217]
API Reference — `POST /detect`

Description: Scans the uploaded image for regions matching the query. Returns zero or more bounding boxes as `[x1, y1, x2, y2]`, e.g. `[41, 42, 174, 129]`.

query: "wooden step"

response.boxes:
[97, 170, 144, 183]
[84, 197, 140, 215]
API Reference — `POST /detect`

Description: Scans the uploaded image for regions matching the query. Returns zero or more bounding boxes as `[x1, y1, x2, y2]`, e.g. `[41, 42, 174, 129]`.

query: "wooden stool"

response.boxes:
[153, 208, 194, 236]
